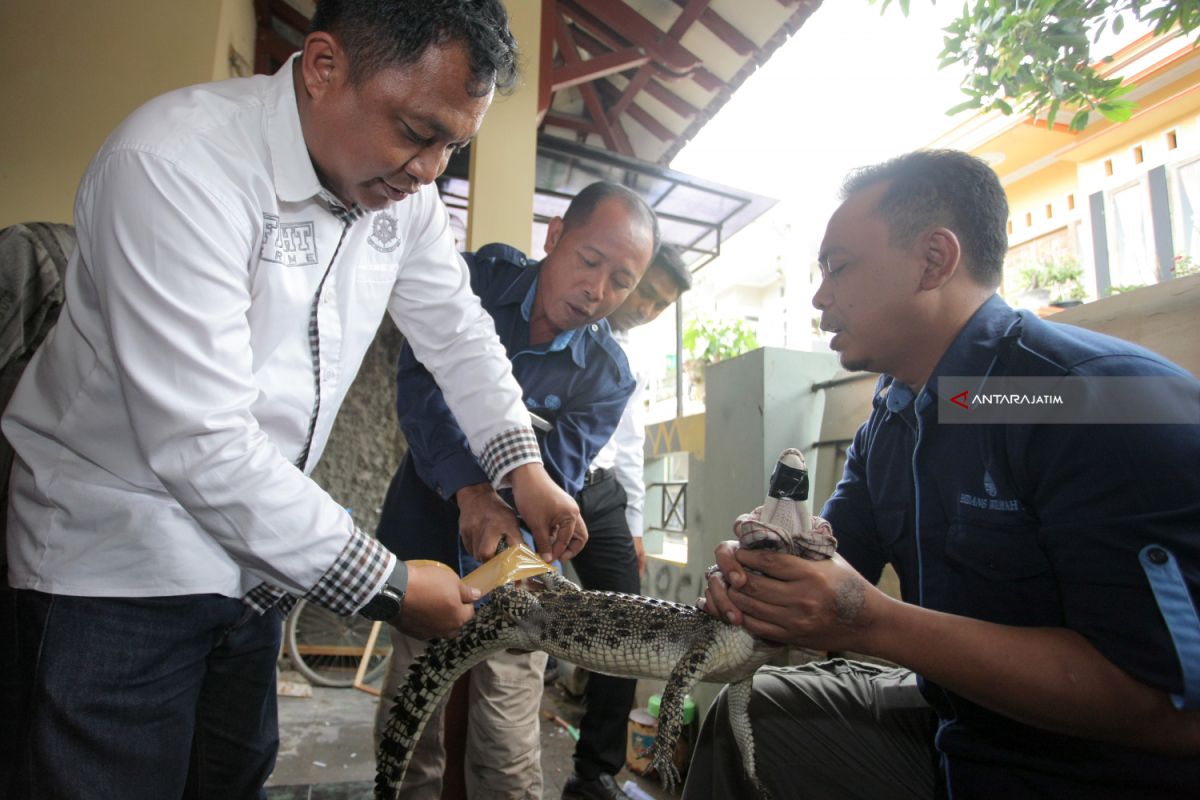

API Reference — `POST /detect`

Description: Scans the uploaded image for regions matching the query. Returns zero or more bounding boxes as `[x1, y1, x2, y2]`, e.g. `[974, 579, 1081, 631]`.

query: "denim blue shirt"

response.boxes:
[823, 294, 1200, 797]
[394, 242, 634, 503]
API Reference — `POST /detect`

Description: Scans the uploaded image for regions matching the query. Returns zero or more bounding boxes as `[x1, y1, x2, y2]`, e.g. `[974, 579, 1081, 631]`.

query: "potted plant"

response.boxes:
[1172, 254, 1200, 278]
[682, 317, 759, 398]
[1017, 256, 1087, 307]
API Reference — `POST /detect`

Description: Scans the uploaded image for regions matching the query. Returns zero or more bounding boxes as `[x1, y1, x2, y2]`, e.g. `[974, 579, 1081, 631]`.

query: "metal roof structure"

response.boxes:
[253, 0, 823, 264]
[436, 134, 776, 265]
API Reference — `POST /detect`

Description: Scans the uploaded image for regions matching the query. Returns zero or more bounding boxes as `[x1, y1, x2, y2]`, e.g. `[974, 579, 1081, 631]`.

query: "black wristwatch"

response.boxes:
[359, 562, 408, 622]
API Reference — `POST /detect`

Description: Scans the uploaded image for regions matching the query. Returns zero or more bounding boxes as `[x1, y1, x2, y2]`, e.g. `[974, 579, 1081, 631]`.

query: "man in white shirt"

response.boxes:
[0, 2, 583, 798]
[562, 245, 692, 800]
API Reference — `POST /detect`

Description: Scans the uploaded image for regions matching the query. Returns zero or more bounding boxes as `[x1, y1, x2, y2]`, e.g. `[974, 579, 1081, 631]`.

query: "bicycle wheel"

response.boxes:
[284, 598, 392, 687]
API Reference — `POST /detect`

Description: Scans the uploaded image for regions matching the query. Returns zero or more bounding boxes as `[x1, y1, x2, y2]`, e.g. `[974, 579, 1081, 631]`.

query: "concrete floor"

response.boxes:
[267, 666, 680, 800]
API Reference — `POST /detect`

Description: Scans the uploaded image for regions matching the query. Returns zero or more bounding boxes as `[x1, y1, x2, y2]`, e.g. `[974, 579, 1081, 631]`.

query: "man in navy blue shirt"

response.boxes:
[687, 150, 1200, 799]
[374, 181, 658, 799]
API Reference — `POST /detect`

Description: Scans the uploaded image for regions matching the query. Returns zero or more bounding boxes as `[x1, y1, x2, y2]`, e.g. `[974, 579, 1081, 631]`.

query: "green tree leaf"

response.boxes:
[884, 1, 1200, 127]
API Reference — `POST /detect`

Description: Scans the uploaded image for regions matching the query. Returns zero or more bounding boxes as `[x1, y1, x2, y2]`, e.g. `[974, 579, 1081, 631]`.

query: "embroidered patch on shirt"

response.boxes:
[960, 470, 1019, 511]
[367, 212, 401, 253]
[260, 214, 318, 266]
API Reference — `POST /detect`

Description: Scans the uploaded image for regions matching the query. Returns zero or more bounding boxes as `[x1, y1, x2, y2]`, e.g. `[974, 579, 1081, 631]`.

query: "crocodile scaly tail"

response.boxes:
[375, 586, 536, 799]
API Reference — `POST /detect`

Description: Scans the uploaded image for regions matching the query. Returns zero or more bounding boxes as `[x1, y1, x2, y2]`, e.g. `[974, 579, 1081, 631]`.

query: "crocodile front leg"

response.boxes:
[649, 635, 721, 792]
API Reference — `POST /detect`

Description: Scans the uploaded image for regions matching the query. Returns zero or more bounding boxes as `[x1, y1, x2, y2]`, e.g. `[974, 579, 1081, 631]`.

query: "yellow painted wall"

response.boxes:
[0, 1, 254, 227]
[466, 0, 541, 252]
[214, 0, 258, 82]
[1004, 161, 1081, 248]
[644, 413, 706, 461]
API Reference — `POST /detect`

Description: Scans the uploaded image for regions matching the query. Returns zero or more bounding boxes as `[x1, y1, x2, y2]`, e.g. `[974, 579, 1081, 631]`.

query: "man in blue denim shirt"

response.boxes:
[374, 181, 658, 799]
[689, 150, 1200, 799]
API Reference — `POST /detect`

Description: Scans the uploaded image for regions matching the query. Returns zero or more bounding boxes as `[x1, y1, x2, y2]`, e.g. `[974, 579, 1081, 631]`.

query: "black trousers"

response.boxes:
[569, 469, 642, 779]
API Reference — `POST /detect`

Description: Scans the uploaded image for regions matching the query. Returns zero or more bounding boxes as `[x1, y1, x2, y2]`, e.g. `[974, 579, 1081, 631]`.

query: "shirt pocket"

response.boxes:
[943, 515, 1061, 625]
[946, 516, 1049, 580]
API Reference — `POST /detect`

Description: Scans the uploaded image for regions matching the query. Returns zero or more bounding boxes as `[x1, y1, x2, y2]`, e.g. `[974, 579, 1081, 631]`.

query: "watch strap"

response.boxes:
[385, 560, 409, 596]
[358, 561, 407, 621]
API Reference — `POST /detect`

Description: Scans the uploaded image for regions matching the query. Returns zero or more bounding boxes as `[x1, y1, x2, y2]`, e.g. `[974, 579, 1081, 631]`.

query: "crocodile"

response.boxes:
[375, 449, 834, 800]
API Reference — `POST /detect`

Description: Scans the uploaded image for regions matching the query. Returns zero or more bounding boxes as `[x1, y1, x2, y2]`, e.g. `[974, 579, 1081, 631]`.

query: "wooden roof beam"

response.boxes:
[560, 0, 699, 76]
[625, 103, 676, 142]
[569, 22, 620, 60]
[595, 80, 674, 143]
[688, 67, 724, 92]
[639, 77, 701, 118]
[551, 48, 650, 93]
[543, 113, 598, 135]
[255, 29, 297, 74]
[664, 0, 756, 56]
[609, 0, 710, 121]
[261, 0, 309, 37]
[568, 25, 710, 116]
[553, 11, 632, 155]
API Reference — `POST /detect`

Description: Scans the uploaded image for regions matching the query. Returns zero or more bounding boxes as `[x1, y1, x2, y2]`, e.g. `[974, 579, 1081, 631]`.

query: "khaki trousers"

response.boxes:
[374, 630, 548, 800]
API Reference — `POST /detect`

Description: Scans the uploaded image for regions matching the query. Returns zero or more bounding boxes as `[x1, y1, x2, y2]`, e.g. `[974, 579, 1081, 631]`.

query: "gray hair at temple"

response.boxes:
[309, 0, 519, 97]
[841, 149, 1009, 289]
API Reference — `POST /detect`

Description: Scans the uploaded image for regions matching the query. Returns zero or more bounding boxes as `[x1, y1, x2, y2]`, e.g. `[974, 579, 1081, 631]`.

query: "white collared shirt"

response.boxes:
[3, 58, 538, 608]
[591, 330, 646, 537]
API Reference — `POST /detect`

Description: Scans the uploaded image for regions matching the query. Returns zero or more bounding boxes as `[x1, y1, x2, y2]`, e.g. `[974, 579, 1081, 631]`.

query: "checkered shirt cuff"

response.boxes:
[243, 583, 296, 615]
[479, 426, 542, 487]
[304, 527, 396, 616]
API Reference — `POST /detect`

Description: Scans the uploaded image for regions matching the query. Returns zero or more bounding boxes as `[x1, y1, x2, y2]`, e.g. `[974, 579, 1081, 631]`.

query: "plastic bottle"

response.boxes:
[620, 779, 657, 800]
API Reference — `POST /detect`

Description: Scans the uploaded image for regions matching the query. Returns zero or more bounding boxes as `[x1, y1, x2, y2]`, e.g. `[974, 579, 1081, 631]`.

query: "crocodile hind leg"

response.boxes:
[725, 677, 772, 800]
[375, 594, 527, 800]
[648, 635, 720, 792]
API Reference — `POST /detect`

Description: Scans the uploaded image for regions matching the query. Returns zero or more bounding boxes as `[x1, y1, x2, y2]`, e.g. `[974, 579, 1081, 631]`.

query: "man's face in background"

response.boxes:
[607, 262, 683, 332]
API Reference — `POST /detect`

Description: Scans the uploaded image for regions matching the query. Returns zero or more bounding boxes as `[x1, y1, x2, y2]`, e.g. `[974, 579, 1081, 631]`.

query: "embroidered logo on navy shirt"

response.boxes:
[260, 214, 318, 266]
[367, 212, 401, 253]
[960, 469, 1019, 511]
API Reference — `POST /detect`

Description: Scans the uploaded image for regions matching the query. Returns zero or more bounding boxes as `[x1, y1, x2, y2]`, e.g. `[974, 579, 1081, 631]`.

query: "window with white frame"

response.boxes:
[1108, 181, 1159, 288]
[1172, 158, 1200, 266]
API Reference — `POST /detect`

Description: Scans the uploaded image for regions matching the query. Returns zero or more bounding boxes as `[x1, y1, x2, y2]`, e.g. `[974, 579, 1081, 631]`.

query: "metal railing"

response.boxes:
[648, 480, 687, 532]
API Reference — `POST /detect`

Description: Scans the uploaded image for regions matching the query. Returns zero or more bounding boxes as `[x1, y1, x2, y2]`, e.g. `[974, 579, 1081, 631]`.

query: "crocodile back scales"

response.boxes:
[375, 573, 779, 798]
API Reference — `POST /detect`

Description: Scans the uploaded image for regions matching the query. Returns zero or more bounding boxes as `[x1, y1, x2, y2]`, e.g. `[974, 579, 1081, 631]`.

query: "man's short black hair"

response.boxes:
[310, 0, 518, 97]
[841, 149, 1009, 289]
[651, 243, 691, 293]
[562, 182, 661, 255]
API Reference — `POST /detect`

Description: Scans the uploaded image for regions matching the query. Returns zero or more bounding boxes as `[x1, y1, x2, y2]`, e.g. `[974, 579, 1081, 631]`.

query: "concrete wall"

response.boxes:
[309, 323, 408, 537]
[1050, 271, 1200, 374]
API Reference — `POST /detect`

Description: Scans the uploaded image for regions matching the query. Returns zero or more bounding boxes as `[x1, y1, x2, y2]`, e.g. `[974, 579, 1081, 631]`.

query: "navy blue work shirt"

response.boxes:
[823, 294, 1200, 797]
[376, 243, 634, 566]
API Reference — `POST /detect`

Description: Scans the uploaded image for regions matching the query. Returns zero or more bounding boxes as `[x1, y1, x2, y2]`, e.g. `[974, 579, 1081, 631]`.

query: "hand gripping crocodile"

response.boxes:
[375, 449, 836, 799]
